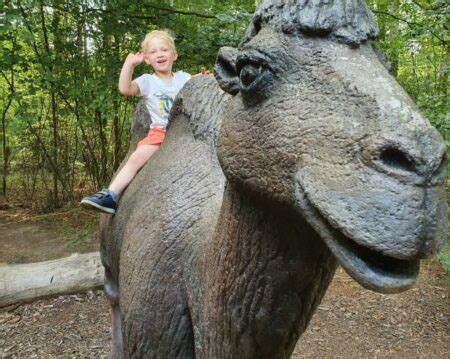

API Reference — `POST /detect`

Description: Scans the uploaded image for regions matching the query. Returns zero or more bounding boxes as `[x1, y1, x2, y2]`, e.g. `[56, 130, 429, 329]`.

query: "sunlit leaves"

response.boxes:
[0, 0, 447, 207]
[367, 0, 448, 139]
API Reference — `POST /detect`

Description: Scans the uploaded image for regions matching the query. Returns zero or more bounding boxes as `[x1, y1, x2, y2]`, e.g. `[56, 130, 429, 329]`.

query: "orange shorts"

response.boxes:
[137, 128, 166, 148]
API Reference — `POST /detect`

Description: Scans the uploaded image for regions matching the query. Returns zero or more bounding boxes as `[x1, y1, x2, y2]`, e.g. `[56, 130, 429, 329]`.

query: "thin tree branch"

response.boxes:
[1, 71, 13, 91]
[372, 10, 447, 46]
[143, 4, 217, 19]
[43, 2, 216, 20]
[26, 122, 72, 199]
[411, 0, 446, 11]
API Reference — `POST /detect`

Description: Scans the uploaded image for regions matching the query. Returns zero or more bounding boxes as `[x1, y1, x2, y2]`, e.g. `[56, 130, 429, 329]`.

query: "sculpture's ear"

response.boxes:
[214, 47, 240, 95]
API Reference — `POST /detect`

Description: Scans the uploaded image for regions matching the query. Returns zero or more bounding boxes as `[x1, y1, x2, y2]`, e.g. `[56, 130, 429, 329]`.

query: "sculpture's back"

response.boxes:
[100, 78, 230, 357]
[101, 1, 447, 357]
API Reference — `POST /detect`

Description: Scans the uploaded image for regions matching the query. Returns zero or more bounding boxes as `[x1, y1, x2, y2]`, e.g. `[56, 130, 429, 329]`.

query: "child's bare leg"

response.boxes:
[109, 144, 159, 195]
[80, 144, 159, 214]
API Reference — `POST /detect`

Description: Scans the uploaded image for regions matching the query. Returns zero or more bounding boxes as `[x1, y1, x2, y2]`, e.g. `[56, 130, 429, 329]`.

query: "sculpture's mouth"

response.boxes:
[324, 226, 420, 293]
[294, 180, 420, 293]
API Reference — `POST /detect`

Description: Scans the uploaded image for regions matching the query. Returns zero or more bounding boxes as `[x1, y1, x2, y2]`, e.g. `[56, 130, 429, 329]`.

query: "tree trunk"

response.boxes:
[388, 0, 399, 77]
[1, 33, 16, 196]
[1, 98, 12, 197]
[39, 0, 60, 206]
[51, 93, 59, 205]
[0, 252, 104, 308]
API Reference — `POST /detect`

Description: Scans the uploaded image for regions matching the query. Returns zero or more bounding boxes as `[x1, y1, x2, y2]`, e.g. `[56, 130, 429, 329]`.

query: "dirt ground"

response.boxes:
[0, 209, 99, 265]
[1, 267, 448, 358]
[0, 208, 448, 357]
[293, 267, 449, 358]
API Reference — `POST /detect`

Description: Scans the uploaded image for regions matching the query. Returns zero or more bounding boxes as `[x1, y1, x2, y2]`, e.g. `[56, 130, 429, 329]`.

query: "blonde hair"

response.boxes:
[141, 30, 177, 53]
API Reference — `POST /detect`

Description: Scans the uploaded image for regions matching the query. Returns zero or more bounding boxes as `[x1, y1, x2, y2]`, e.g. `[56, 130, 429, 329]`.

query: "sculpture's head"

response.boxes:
[215, 0, 447, 293]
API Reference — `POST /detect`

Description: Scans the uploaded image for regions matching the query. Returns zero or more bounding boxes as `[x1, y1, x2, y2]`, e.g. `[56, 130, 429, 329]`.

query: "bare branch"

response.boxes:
[144, 4, 217, 19]
[410, 0, 446, 11]
[43, 2, 216, 21]
[372, 10, 447, 46]
[0, 71, 13, 91]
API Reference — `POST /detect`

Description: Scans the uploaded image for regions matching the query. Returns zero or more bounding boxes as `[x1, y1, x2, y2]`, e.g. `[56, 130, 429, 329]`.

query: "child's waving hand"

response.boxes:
[125, 52, 148, 68]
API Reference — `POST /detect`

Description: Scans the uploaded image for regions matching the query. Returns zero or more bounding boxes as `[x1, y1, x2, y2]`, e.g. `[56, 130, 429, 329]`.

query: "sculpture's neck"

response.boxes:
[201, 184, 337, 358]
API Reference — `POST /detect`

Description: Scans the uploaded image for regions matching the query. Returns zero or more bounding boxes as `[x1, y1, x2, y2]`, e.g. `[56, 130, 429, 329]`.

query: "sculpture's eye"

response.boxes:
[236, 60, 274, 103]
[239, 63, 264, 88]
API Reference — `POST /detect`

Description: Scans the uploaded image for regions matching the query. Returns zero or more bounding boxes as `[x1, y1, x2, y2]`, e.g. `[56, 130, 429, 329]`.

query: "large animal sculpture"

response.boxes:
[100, 0, 447, 357]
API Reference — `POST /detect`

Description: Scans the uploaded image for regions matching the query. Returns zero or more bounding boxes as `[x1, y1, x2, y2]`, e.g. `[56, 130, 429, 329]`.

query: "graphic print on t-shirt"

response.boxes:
[155, 93, 175, 119]
[133, 71, 191, 129]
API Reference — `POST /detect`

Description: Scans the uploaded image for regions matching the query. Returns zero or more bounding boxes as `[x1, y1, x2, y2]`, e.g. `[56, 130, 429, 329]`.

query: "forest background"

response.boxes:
[1, 0, 448, 213]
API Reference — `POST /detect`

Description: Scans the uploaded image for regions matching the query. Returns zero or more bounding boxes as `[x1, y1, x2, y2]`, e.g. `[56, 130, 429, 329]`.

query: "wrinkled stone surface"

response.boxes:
[100, 1, 447, 358]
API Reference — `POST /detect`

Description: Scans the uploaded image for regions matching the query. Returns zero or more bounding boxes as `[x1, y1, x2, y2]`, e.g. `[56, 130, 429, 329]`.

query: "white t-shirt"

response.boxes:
[134, 71, 191, 129]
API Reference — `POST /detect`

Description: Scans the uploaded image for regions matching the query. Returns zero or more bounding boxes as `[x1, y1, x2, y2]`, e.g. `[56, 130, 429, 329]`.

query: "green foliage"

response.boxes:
[437, 238, 450, 273]
[436, 199, 450, 274]
[367, 0, 449, 140]
[0, 0, 259, 209]
[0, 0, 448, 212]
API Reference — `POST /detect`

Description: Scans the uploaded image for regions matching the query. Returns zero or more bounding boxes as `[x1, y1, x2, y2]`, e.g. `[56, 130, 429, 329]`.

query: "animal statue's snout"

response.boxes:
[348, 132, 448, 260]
[362, 136, 447, 186]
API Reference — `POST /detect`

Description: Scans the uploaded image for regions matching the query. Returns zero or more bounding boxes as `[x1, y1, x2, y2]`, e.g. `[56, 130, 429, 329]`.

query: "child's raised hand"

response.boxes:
[124, 52, 147, 68]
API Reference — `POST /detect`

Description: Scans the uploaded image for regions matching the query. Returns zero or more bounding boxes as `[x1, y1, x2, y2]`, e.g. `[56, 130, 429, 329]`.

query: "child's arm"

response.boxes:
[118, 53, 147, 97]
[192, 70, 213, 78]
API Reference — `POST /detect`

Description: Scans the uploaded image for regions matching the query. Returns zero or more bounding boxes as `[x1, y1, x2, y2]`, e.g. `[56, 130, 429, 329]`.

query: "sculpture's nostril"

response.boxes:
[379, 147, 416, 173]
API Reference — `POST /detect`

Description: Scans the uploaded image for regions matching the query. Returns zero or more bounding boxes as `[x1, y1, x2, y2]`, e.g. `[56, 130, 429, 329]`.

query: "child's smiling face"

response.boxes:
[145, 37, 178, 75]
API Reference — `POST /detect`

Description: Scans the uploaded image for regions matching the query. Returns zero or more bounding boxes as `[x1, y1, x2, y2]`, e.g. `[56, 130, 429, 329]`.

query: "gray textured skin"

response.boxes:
[100, 1, 447, 357]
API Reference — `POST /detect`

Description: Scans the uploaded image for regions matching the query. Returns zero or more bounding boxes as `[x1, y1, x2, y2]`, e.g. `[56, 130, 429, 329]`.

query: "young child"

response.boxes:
[80, 30, 191, 214]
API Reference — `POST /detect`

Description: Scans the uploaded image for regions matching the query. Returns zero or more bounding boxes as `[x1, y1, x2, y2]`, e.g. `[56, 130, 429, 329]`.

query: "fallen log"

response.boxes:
[0, 252, 104, 308]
